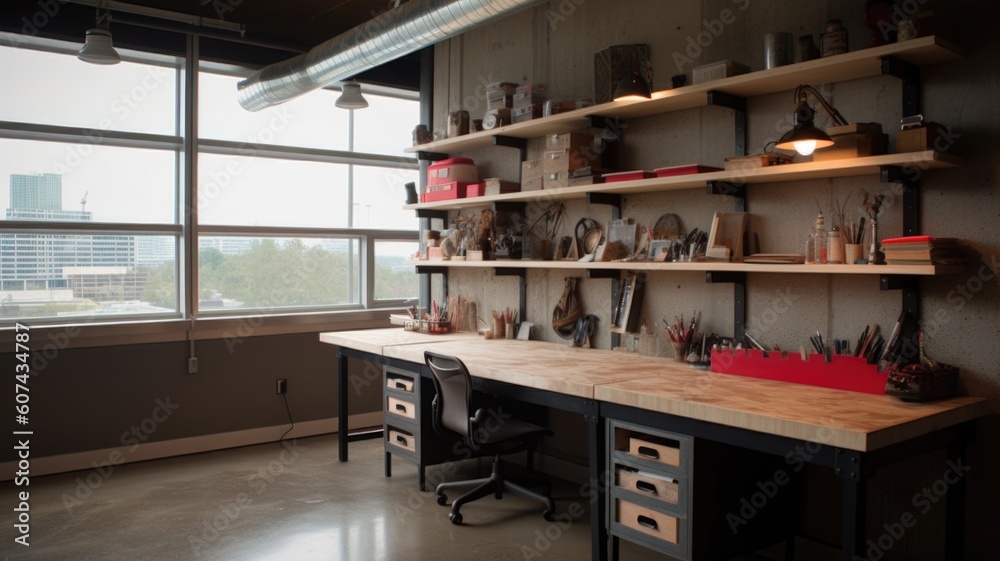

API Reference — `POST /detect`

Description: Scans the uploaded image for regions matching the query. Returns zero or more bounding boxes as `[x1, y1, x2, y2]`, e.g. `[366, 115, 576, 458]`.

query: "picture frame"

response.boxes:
[648, 240, 673, 262]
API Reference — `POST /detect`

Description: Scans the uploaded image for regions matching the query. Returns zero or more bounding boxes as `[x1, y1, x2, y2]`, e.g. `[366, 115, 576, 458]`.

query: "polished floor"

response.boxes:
[1, 434, 681, 561]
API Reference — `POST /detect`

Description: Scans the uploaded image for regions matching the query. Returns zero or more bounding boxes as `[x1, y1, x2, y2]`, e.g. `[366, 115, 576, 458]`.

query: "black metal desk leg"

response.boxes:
[338, 350, 349, 462]
[841, 476, 867, 561]
[587, 407, 608, 561]
[945, 441, 968, 560]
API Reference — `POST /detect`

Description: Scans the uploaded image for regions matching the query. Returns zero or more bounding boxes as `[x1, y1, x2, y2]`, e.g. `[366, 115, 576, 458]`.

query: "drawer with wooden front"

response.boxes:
[611, 421, 690, 477]
[386, 395, 417, 420]
[386, 426, 417, 455]
[614, 498, 682, 546]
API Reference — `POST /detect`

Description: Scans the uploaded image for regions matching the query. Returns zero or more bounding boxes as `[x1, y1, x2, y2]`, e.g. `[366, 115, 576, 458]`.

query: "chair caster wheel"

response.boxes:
[543, 510, 555, 522]
[437, 494, 448, 506]
[449, 512, 463, 525]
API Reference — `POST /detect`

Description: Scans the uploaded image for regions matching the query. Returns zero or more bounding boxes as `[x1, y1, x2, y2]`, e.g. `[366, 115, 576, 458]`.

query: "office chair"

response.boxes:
[425, 350, 556, 525]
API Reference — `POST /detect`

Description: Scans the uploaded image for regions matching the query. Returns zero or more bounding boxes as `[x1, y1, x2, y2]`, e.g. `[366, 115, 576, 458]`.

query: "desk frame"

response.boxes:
[334, 340, 975, 561]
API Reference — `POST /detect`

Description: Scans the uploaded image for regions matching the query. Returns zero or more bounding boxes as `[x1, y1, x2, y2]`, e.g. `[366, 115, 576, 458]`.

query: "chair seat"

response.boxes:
[476, 417, 552, 445]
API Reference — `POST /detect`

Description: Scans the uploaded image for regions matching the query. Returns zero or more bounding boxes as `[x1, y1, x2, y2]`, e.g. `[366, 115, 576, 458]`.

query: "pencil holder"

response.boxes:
[671, 342, 689, 362]
[493, 318, 506, 339]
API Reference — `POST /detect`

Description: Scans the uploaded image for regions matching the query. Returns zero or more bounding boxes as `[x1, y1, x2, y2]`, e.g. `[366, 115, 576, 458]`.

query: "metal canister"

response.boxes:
[821, 20, 848, 57]
[764, 32, 794, 69]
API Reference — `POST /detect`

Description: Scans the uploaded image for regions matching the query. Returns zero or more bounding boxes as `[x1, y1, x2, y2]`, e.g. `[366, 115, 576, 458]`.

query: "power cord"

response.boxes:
[279, 393, 295, 442]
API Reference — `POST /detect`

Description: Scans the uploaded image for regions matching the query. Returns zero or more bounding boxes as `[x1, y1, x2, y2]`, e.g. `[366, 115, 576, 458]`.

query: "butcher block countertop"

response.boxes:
[322, 328, 989, 452]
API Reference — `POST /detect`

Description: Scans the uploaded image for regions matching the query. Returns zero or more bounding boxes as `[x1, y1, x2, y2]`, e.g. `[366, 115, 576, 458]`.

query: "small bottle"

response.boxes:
[813, 212, 828, 264]
[828, 226, 845, 264]
[805, 229, 816, 264]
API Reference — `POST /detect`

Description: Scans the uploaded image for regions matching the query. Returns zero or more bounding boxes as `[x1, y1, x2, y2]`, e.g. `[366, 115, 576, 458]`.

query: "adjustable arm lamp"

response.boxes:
[775, 85, 849, 156]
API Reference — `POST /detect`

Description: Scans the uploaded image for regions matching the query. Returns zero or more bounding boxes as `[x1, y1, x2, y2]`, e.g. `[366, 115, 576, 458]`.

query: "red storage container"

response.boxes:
[602, 170, 656, 183]
[654, 164, 723, 177]
[421, 181, 473, 203]
[427, 157, 478, 187]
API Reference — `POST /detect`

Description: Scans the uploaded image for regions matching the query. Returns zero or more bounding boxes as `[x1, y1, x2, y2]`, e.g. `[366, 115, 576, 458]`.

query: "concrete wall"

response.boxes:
[432, 0, 999, 559]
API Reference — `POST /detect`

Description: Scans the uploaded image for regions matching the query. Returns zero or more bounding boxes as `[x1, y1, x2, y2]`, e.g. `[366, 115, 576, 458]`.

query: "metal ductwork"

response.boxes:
[237, 0, 548, 111]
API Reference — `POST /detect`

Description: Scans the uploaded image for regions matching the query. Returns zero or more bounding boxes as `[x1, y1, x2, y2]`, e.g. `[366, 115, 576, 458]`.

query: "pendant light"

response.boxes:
[336, 81, 369, 110]
[78, 1, 121, 65]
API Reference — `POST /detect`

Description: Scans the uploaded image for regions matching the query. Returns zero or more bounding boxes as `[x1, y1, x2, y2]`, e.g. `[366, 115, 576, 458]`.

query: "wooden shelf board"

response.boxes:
[403, 151, 960, 211]
[407, 259, 962, 276]
[404, 37, 961, 156]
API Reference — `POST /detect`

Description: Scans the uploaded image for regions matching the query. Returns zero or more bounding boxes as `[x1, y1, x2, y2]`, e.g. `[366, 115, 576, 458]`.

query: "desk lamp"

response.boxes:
[613, 46, 652, 101]
[776, 85, 849, 155]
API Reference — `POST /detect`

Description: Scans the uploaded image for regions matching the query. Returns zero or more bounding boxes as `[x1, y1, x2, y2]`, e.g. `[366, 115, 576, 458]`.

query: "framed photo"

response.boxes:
[649, 240, 673, 262]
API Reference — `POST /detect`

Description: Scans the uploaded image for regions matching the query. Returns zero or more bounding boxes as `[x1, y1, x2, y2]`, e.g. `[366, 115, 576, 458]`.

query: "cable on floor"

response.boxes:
[279, 393, 295, 442]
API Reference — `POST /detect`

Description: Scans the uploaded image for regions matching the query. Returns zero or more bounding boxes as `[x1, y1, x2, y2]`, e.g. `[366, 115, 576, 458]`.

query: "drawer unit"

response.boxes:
[382, 365, 465, 491]
[607, 418, 798, 560]
[386, 396, 416, 420]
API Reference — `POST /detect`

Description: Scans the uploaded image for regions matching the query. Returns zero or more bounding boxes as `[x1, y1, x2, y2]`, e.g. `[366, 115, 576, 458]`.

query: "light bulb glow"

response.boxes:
[794, 140, 818, 156]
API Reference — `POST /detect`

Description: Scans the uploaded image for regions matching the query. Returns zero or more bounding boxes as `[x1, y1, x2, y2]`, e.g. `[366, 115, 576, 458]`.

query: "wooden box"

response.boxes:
[546, 132, 594, 152]
[723, 152, 794, 170]
[616, 500, 680, 545]
[813, 123, 888, 161]
[706, 211, 748, 262]
[483, 178, 520, 196]
[896, 122, 947, 153]
[543, 148, 599, 174]
[692, 60, 749, 84]
[387, 396, 415, 420]
[616, 467, 679, 506]
[627, 434, 682, 468]
[387, 428, 416, 453]
[521, 159, 544, 191]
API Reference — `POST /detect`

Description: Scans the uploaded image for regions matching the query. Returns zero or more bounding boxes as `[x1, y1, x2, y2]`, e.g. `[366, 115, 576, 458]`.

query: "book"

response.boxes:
[744, 254, 805, 264]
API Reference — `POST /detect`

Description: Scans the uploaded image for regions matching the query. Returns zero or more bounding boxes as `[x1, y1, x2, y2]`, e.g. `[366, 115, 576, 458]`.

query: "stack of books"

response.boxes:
[881, 236, 966, 265]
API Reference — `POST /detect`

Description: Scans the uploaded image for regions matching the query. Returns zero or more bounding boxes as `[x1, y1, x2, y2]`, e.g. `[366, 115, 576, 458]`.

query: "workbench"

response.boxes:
[320, 328, 988, 561]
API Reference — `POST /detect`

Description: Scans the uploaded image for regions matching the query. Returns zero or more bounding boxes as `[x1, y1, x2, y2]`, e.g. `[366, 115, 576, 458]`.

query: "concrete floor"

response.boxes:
[1, 435, 675, 561]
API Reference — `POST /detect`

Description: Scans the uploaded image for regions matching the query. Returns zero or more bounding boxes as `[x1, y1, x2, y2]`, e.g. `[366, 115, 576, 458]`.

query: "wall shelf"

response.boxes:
[404, 150, 961, 211]
[405, 259, 963, 277]
[404, 36, 961, 156]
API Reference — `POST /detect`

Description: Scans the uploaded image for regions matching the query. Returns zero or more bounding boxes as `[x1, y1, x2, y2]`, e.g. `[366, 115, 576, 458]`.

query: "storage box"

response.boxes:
[711, 348, 889, 395]
[595, 44, 652, 104]
[512, 104, 543, 123]
[813, 123, 888, 161]
[427, 157, 478, 186]
[483, 178, 520, 196]
[616, 499, 680, 545]
[544, 170, 599, 189]
[513, 84, 547, 108]
[546, 132, 594, 152]
[603, 170, 655, 182]
[521, 159, 544, 191]
[465, 182, 487, 198]
[654, 164, 723, 177]
[421, 181, 473, 202]
[627, 435, 682, 467]
[692, 60, 749, 84]
[487, 91, 514, 110]
[486, 82, 518, 95]
[723, 152, 794, 171]
[896, 122, 947, 153]
[543, 148, 599, 174]
[615, 468, 679, 505]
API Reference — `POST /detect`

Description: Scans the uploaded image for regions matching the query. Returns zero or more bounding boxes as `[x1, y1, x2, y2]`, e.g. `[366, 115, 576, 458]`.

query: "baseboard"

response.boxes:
[1, 412, 382, 481]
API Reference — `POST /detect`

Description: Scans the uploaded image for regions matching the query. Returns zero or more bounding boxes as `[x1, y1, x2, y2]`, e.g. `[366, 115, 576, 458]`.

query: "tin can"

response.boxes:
[764, 32, 793, 69]
[821, 20, 848, 57]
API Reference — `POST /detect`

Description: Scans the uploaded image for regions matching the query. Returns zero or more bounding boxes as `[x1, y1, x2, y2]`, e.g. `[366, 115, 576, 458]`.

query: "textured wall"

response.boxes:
[432, 0, 999, 558]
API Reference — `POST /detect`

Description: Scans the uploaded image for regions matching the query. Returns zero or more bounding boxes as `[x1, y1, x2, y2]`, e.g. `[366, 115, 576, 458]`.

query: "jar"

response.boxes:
[821, 20, 848, 57]
[828, 227, 845, 264]
[797, 35, 820, 63]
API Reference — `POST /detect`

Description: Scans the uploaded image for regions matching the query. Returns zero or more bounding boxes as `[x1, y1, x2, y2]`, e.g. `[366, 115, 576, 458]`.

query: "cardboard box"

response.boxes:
[546, 132, 593, 152]
[512, 104, 543, 123]
[521, 159, 544, 191]
[514, 84, 547, 108]
[896, 122, 947, 153]
[692, 60, 749, 84]
[483, 178, 520, 196]
[543, 149, 599, 174]
[544, 171, 599, 189]
[487, 91, 514, 110]
[814, 123, 888, 161]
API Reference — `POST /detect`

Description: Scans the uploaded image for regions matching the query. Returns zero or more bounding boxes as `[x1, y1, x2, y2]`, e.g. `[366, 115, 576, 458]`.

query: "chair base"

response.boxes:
[435, 456, 555, 525]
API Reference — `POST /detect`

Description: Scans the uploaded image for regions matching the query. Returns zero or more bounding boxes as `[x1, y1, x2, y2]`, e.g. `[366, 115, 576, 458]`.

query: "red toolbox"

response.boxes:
[421, 181, 473, 203]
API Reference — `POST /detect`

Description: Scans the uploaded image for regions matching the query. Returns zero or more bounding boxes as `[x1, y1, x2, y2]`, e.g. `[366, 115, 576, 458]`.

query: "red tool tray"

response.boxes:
[602, 170, 656, 182]
[421, 181, 472, 203]
[710, 348, 888, 395]
[654, 164, 723, 177]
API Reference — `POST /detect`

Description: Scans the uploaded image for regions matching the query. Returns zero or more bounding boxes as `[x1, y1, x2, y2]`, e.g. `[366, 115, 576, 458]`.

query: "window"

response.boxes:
[0, 36, 419, 331]
[0, 41, 182, 322]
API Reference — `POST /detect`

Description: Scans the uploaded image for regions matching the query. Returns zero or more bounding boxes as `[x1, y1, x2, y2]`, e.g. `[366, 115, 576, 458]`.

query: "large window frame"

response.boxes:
[0, 34, 419, 346]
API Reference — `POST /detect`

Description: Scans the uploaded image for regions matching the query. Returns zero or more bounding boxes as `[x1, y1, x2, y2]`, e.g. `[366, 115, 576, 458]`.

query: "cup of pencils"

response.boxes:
[666, 312, 698, 362]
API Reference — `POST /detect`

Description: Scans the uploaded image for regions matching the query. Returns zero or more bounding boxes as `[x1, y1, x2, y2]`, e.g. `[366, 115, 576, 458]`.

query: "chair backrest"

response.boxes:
[424, 350, 473, 439]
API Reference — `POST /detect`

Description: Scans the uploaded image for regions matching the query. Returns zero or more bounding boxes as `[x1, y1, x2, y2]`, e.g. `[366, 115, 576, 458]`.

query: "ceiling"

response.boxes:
[2, 0, 422, 89]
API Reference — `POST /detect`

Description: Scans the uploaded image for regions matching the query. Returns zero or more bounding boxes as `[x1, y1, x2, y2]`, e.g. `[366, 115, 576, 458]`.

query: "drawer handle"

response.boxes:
[394, 381, 408, 390]
[637, 446, 660, 459]
[395, 435, 408, 445]
[635, 480, 657, 494]
[637, 515, 658, 530]
[395, 403, 408, 413]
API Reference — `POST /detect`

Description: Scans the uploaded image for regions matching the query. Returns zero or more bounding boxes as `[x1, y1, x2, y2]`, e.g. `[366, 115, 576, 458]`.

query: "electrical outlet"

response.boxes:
[276, 379, 287, 394]
[188, 357, 198, 374]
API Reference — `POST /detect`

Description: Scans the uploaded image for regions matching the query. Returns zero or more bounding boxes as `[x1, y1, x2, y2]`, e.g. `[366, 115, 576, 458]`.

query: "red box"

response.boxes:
[427, 157, 478, 187]
[466, 182, 486, 197]
[710, 348, 888, 395]
[602, 170, 656, 183]
[421, 181, 472, 203]
[654, 164, 723, 178]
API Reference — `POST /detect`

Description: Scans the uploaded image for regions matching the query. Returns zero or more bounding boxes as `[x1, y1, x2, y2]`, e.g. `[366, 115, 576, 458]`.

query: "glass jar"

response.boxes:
[822, 20, 848, 57]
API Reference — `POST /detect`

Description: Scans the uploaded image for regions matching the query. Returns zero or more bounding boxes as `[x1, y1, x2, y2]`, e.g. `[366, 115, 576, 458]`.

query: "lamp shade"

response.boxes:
[335, 81, 369, 109]
[776, 102, 835, 156]
[613, 73, 651, 102]
[78, 28, 121, 65]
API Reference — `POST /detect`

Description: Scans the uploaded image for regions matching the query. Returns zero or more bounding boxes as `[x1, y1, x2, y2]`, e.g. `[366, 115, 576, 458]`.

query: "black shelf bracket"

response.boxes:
[415, 151, 449, 162]
[587, 115, 628, 141]
[493, 201, 527, 214]
[493, 135, 528, 160]
[707, 181, 747, 212]
[586, 192, 622, 214]
[415, 266, 450, 276]
[705, 271, 747, 341]
[494, 267, 527, 325]
[586, 269, 620, 280]
[708, 91, 748, 157]
[882, 56, 921, 118]
[880, 274, 918, 291]
[415, 209, 449, 221]
[881, 166, 920, 237]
